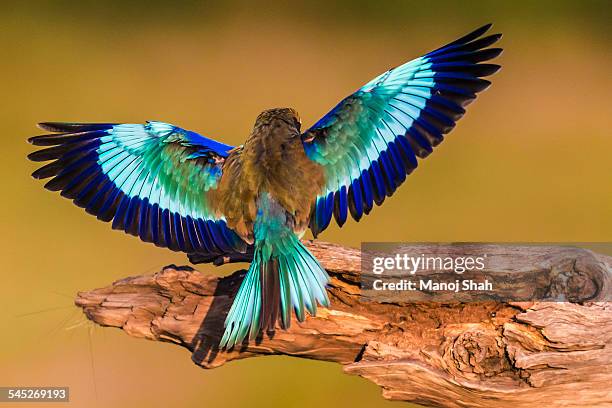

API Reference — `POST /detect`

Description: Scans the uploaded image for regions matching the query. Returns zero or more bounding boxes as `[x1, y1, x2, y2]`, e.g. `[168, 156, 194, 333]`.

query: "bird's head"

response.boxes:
[253, 108, 301, 133]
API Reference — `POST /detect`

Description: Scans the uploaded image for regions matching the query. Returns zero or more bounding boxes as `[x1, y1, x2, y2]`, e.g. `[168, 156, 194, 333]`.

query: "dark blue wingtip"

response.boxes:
[475, 23, 493, 36]
[449, 23, 491, 45]
[427, 23, 502, 58]
[37, 122, 116, 133]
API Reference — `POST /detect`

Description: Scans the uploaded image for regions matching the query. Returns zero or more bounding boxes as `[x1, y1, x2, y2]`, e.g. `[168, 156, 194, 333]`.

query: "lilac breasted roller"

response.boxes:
[28, 24, 502, 349]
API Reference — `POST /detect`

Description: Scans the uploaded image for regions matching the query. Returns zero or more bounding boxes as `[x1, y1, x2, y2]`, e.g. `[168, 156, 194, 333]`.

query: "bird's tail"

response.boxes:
[220, 233, 330, 349]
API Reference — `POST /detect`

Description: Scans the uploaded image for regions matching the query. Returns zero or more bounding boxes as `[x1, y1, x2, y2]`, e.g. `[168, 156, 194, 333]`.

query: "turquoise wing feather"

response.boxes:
[28, 121, 247, 255]
[303, 24, 502, 236]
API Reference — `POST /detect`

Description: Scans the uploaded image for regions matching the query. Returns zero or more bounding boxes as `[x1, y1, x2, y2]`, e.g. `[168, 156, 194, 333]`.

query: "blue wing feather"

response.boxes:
[333, 185, 348, 227]
[348, 179, 364, 221]
[360, 169, 374, 214]
[29, 121, 248, 256]
[305, 25, 501, 236]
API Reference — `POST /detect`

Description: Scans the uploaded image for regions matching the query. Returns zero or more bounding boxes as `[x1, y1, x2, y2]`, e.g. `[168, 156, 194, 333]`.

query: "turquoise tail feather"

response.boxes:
[219, 234, 330, 349]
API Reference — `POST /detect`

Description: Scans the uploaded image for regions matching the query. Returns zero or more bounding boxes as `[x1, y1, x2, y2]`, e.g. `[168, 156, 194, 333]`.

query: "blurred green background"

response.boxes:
[1, 1, 610, 407]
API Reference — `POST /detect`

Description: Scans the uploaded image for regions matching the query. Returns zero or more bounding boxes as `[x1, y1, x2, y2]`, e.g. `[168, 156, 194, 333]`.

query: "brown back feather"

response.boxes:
[213, 109, 325, 242]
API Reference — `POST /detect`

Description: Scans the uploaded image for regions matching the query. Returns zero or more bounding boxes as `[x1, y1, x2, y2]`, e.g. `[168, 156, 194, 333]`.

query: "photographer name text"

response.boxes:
[372, 278, 492, 292]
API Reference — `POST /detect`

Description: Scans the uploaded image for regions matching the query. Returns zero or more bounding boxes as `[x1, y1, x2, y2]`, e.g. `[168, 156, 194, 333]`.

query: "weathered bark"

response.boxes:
[75, 242, 612, 407]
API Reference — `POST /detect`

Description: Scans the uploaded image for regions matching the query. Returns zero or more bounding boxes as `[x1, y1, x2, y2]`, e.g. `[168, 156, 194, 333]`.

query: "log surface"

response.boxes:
[75, 242, 612, 407]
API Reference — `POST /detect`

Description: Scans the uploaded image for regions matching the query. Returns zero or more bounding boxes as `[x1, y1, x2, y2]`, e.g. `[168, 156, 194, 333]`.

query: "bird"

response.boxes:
[28, 24, 502, 349]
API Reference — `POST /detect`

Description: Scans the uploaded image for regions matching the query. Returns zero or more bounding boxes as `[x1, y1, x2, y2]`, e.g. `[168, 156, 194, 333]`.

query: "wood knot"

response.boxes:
[541, 258, 601, 302]
[448, 330, 510, 376]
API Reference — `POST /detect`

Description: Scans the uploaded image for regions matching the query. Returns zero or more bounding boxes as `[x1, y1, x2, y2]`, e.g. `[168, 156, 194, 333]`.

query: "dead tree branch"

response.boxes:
[75, 242, 612, 407]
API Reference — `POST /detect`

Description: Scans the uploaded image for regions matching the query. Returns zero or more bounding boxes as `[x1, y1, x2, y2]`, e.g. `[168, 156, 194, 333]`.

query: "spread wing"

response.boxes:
[303, 24, 502, 236]
[28, 121, 248, 255]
